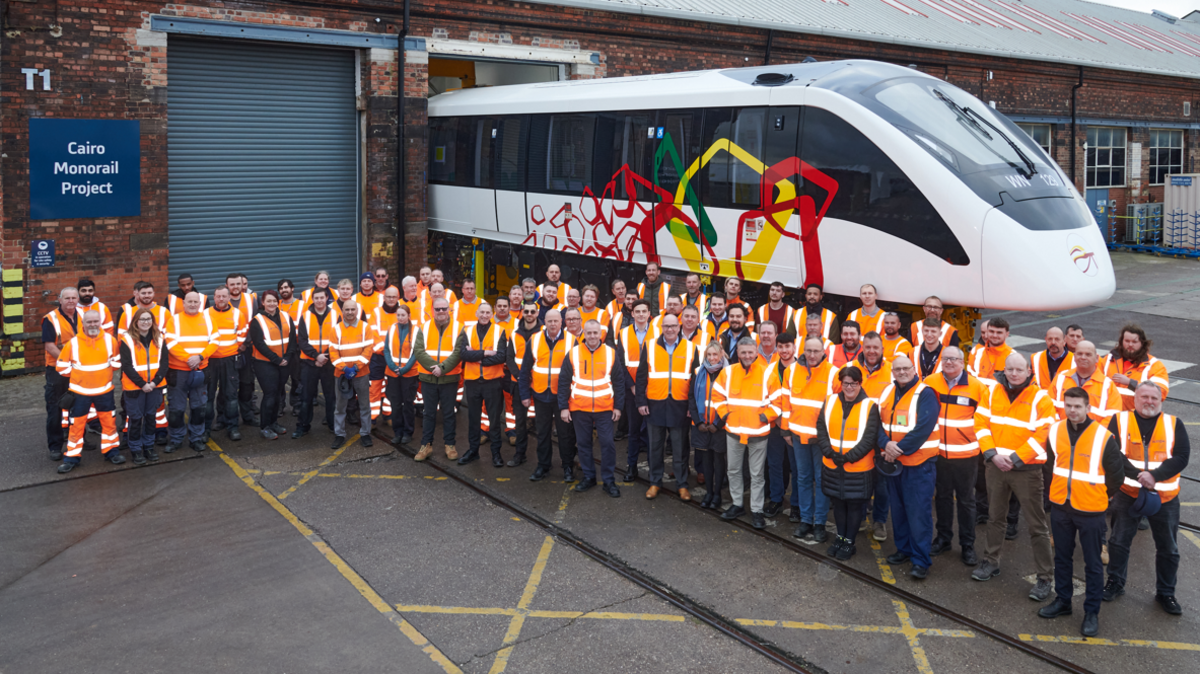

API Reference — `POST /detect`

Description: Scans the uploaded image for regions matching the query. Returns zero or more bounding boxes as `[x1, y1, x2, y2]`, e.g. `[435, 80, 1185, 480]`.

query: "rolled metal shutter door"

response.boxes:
[168, 37, 359, 295]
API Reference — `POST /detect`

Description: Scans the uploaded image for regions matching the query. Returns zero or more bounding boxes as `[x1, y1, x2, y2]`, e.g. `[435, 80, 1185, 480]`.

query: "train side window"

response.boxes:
[731, 108, 765, 207]
[799, 107, 969, 265]
[452, 117, 477, 188]
[548, 113, 597, 194]
[594, 111, 653, 200]
[700, 108, 734, 208]
[473, 118, 497, 189]
[656, 110, 701, 196]
[495, 116, 528, 192]
[429, 117, 458, 185]
[526, 115, 551, 192]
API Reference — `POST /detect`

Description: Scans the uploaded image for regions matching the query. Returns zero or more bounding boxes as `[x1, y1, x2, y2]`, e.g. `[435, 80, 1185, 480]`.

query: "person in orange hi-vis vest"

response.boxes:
[616, 299, 655, 482]
[43, 286, 80, 461]
[637, 313, 700, 501]
[249, 290, 297, 440]
[205, 284, 249, 441]
[558, 318, 625, 497]
[1030, 327, 1073, 390]
[826, 321, 863, 368]
[968, 316, 1014, 386]
[294, 286, 337, 440]
[782, 337, 837, 544]
[1038, 387, 1126, 638]
[636, 262, 671, 315]
[845, 284, 886, 335]
[455, 301, 509, 467]
[505, 298, 543, 467]
[369, 287, 402, 423]
[881, 312, 913, 364]
[413, 297, 463, 462]
[1103, 324, 1170, 412]
[909, 295, 960, 349]
[165, 291, 219, 451]
[1047, 341, 1123, 423]
[55, 309, 122, 473]
[383, 303, 420, 446]
[276, 279, 304, 413]
[120, 307, 169, 465]
[1103, 382, 1190, 617]
[816, 365, 881, 561]
[331, 299, 375, 449]
[519, 309, 576, 482]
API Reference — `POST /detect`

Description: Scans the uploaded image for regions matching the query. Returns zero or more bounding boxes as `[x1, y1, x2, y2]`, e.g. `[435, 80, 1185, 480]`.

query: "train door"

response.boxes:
[428, 117, 498, 235]
[652, 109, 706, 274]
[495, 116, 529, 238]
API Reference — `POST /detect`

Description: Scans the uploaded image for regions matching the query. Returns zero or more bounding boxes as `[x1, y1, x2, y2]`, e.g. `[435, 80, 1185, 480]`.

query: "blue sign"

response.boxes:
[31, 239, 55, 268]
[1170, 176, 1193, 187]
[29, 119, 141, 220]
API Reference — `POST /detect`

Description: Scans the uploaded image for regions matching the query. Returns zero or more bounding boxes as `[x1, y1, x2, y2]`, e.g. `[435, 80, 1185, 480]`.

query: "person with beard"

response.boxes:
[969, 317, 1014, 386]
[605, 279, 628, 327]
[205, 285, 249, 440]
[578, 285, 610, 330]
[539, 264, 572, 307]
[616, 300, 654, 480]
[723, 278, 753, 329]
[295, 287, 337, 439]
[637, 262, 671, 314]
[881, 313, 913, 364]
[827, 321, 863, 368]
[703, 294, 730, 339]
[43, 286, 80, 461]
[718, 304, 751, 362]
[756, 282, 796, 339]
[167, 274, 206, 315]
[370, 286, 402, 422]
[1031, 327, 1073, 390]
[970, 354, 1057, 605]
[678, 273, 708, 315]
[76, 279, 115, 335]
[277, 279, 303, 413]
[797, 283, 837, 342]
[1103, 324, 1170, 411]
[354, 272, 381, 318]
[608, 288, 637, 340]
[505, 300, 542, 465]
[803, 313, 832, 352]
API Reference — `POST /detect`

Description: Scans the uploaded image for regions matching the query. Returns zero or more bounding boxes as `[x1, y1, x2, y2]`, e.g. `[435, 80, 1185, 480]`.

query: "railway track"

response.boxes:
[377, 428, 1098, 674]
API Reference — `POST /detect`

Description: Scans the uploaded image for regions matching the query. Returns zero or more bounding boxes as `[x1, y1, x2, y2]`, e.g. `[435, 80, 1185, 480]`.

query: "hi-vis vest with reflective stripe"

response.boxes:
[78, 300, 115, 334]
[206, 306, 246, 359]
[300, 310, 337, 360]
[252, 312, 293, 361]
[979, 384, 1055, 466]
[783, 359, 836, 443]
[822, 394, 876, 473]
[1030, 349, 1073, 390]
[372, 306, 399, 354]
[968, 343, 1013, 385]
[567, 343, 616, 412]
[1049, 369, 1122, 422]
[579, 306, 610, 329]
[711, 359, 781, 443]
[120, 332, 165, 391]
[168, 292, 208, 315]
[453, 297, 483, 329]
[756, 304, 795, 335]
[43, 309, 78, 367]
[637, 281, 671, 313]
[644, 338, 695, 401]
[166, 311, 217, 371]
[1103, 354, 1170, 410]
[57, 332, 119, 396]
[529, 330, 574, 395]
[418, 320, 462, 376]
[879, 382, 939, 466]
[798, 306, 834, 340]
[385, 323, 418, 378]
[332, 320, 373, 377]
[118, 304, 170, 338]
[847, 308, 885, 334]
[619, 324, 651, 381]
[464, 322, 505, 380]
[1048, 420, 1112, 513]
[910, 319, 955, 348]
[510, 327, 534, 383]
[400, 295, 428, 326]
[1115, 411, 1180, 502]
[679, 293, 708, 316]
[925, 373, 990, 459]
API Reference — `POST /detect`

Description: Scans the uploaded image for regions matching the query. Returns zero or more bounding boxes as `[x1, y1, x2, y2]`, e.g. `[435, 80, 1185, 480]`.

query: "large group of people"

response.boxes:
[42, 261, 1188, 637]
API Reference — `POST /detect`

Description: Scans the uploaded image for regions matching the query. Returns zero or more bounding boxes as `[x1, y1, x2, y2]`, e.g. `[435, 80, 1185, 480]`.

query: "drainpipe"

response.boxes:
[396, 0, 410, 272]
[1070, 66, 1084, 187]
[763, 29, 774, 66]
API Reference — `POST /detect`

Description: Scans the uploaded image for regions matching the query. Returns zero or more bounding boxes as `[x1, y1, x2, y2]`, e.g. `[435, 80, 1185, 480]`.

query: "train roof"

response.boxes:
[530, 0, 1200, 82]
[428, 59, 932, 115]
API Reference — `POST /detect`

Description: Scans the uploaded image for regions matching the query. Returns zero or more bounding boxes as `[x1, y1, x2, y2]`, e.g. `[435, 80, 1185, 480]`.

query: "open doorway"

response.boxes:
[428, 57, 561, 95]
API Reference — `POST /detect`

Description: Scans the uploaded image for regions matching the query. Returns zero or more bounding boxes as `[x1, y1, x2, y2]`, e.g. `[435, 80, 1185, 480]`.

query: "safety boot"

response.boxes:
[444, 445, 459, 461]
[414, 444, 434, 462]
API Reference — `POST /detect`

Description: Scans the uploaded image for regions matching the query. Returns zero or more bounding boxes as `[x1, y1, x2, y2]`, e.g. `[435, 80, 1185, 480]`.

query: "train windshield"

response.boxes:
[862, 77, 1073, 207]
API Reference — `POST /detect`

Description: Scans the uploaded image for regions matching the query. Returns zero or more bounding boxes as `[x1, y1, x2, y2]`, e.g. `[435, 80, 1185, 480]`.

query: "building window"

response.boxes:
[1086, 127, 1126, 188]
[1017, 123, 1052, 155]
[1149, 129, 1184, 185]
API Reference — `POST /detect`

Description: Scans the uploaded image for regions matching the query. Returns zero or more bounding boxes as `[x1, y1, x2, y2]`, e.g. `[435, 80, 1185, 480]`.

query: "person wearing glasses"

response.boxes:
[910, 296, 960, 348]
[412, 298, 463, 462]
[816, 366, 881, 560]
[504, 300, 543, 467]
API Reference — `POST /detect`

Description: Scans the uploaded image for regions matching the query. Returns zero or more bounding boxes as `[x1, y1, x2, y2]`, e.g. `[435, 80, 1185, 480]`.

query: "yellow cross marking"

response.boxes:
[489, 536, 556, 674]
[1020, 634, 1200, 650]
[277, 434, 360, 500]
[869, 536, 936, 674]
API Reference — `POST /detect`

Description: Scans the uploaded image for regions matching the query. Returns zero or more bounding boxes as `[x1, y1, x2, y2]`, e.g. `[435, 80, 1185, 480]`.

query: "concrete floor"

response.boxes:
[2, 250, 1199, 674]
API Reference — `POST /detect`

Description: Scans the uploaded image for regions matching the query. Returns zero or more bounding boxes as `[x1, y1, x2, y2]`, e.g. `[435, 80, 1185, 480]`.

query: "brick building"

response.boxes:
[3, 0, 1198, 372]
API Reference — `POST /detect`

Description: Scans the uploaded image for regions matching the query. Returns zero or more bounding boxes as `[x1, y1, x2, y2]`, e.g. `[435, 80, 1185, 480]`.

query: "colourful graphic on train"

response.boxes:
[524, 133, 839, 285]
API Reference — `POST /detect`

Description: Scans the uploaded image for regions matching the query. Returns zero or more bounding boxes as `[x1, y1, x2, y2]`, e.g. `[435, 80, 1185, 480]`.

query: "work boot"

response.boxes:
[131, 450, 147, 466]
[1038, 598, 1072, 619]
[444, 445, 458, 461]
[144, 446, 160, 462]
[1029, 578, 1053, 602]
[57, 462, 77, 474]
[331, 436, 346, 450]
[873, 521, 888, 542]
[228, 427, 242, 441]
[106, 450, 126, 465]
[971, 561, 1000, 581]
[1006, 522, 1019, 540]
[414, 444, 434, 462]
[1102, 577, 1124, 602]
[164, 441, 182, 454]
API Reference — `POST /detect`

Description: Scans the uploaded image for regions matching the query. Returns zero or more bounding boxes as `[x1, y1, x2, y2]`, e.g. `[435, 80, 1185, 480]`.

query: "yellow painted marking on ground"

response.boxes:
[489, 536, 556, 674]
[277, 434, 359, 500]
[737, 618, 972, 638]
[397, 604, 519, 617]
[552, 485, 573, 525]
[495, 477, 510, 482]
[395, 604, 685, 623]
[869, 537, 934, 674]
[1020, 634, 1200, 651]
[207, 440, 461, 674]
[511, 517, 521, 522]
[1181, 502, 1200, 506]
[1183, 529, 1200, 552]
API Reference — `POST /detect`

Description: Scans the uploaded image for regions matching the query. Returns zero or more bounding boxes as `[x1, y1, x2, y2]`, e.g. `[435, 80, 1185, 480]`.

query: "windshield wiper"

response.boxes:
[963, 107, 1037, 179]
[933, 89, 1036, 179]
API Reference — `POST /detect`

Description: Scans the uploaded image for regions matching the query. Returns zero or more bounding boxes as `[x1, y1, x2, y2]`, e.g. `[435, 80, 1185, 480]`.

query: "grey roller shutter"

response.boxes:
[168, 37, 359, 295]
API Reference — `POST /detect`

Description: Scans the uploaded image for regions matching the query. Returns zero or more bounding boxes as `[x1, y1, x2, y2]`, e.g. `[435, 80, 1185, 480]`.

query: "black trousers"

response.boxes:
[385, 375, 418, 439]
[831, 497, 868, 540]
[299, 360, 336, 432]
[464, 378, 504, 458]
[697, 449, 727, 504]
[45, 369, 68, 453]
[508, 379, 529, 458]
[206, 355, 241, 430]
[533, 397, 576, 472]
[935, 456, 977, 548]
[420, 381, 458, 446]
[236, 351, 257, 422]
[253, 360, 283, 430]
[282, 357, 302, 408]
[1051, 506, 1106, 614]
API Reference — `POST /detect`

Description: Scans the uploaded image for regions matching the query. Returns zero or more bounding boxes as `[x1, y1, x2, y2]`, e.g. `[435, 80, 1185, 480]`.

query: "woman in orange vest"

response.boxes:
[690, 341, 729, 510]
[383, 304, 419, 446]
[249, 290, 297, 440]
[119, 308, 169, 465]
[817, 366, 881, 560]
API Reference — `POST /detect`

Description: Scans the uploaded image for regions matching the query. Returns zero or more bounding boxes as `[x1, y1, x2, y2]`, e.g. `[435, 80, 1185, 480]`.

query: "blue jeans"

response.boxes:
[767, 428, 796, 507]
[887, 460, 937, 569]
[1106, 491, 1181, 596]
[791, 438, 828, 525]
[168, 369, 208, 443]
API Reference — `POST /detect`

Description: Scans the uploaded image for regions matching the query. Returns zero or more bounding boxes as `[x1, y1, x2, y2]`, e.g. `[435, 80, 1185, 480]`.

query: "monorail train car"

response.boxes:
[426, 59, 1115, 311]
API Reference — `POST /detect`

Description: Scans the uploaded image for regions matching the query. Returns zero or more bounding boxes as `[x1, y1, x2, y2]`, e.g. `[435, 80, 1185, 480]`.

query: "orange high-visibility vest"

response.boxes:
[372, 306, 400, 354]
[637, 281, 671, 313]
[916, 346, 944, 382]
[578, 306, 610, 329]
[882, 334, 913, 363]
[619, 323, 653, 382]
[846, 308, 885, 334]
[354, 291, 381, 318]
[252, 312, 293, 361]
[205, 306, 246, 359]
[231, 292, 256, 321]
[782, 359, 836, 443]
[332, 320, 373, 378]
[384, 322, 419, 378]
[1048, 420, 1113, 513]
[463, 322, 505, 381]
[756, 304, 795, 336]
[78, 299, 115, 334]
[118, 304, 170, 338]
[417, 320, 462, 376]
[978, 383, 1056, 466]
[826, 343, 861, 368]
[43, 308, 79, 367]
[604, 298, 625, 324]
[166, 311, 218, 371]
[798, 306, 835, 341]
[925, 373, 991, 459]
[529, 330, 574, 395]
[969, 342, 1013, 384]
[878, 381, 939, 466]
[167, 293, 209, 316]
[453, 297, 483, 329]
[1031, 349, 1074, 390]
[849, 358, 893, 402]
[679, 293, 708, 316]
[1048, 368, 1122, 422]
[510, 326, 535, 383]
[567, 343, 616, 412]
[399, 294, 429, 326]
[711, 358, 781, 443]
[821, 394, 877, 472]
[1114, 411, 1180, 502]
[57, 332, 119, 396]
[299, 309, 337, 361]
[910, 319, 956, 348]
[277, 298, 302, 323]
[120, 332, 165, 391]
[644, 338, 695, 401]
[1103, 354, 1170, 410]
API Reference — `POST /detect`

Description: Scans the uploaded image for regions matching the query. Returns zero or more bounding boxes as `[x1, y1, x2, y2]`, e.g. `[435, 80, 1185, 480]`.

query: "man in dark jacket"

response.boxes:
[456, 302, 508, 467]
[637, 313, 699, 500]
[506, 300, 542, 467]
[558, 319, 625, 497]
[295, 287, 337, 439]
[719, 304, 751, 362]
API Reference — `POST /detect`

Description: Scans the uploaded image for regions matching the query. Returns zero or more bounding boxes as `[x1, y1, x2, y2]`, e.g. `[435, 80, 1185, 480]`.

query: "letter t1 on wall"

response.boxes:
[21, 68, 51, 91]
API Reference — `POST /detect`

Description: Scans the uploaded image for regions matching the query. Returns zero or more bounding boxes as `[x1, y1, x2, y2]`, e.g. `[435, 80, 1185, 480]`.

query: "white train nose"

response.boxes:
[980, 202, 1116, 311]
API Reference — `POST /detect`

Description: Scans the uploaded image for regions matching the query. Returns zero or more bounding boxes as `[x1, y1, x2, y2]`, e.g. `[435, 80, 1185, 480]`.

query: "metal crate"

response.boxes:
[1125, 203, 1163, 245]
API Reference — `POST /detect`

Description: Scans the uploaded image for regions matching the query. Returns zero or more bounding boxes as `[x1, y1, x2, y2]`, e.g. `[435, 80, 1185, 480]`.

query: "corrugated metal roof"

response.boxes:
[543, 0, 1200, 80]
